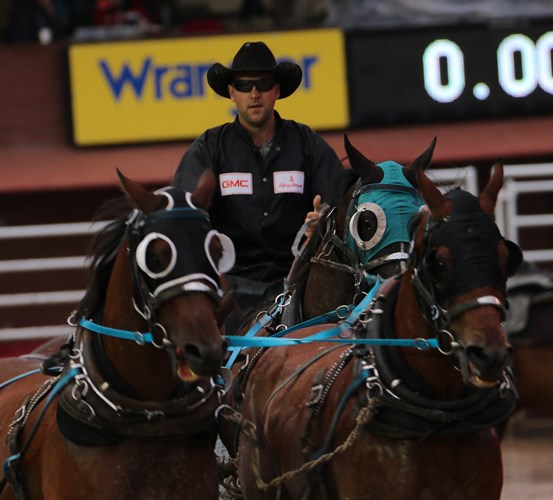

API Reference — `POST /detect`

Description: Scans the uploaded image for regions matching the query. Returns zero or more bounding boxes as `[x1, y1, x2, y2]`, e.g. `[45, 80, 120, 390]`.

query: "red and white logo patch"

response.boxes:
[219, 173, 253, 196]
[273, 171, 305, 194]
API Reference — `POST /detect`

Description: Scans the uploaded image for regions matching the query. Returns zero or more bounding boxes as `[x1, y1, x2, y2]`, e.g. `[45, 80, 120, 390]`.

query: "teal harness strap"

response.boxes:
[224, 311, 272, 369]
[79, 318, 156, 345]
[225, 278, 438, 352]
[225, 336, 439, 349]
[0, 369, 41, 390]
[223, 280, 381, 370]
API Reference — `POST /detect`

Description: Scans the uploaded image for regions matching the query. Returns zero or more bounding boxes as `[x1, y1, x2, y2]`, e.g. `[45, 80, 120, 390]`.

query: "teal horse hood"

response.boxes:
[345, 161, 424, 267]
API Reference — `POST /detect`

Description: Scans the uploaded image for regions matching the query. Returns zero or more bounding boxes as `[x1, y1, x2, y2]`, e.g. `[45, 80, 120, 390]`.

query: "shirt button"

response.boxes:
[262, 177, 267, 183]
[263, 212, 269, 217]
[276, 146, 281, 151]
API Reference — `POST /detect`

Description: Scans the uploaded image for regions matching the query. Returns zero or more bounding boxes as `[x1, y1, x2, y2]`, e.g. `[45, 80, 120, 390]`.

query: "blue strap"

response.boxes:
[270, 307, 354, 339]
[79, 318, 155, 344]
[224, 279, 383, 369]
[223, 278, 440, 353]
[224, 311, 274, 369]
[225, 336, 439, 349]
[0, 369, 41, 390]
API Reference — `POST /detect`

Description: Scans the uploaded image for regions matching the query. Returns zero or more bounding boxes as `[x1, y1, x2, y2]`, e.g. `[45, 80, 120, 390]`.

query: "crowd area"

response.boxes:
[2, 0, 553, 45]
[0, 0, 332, 44]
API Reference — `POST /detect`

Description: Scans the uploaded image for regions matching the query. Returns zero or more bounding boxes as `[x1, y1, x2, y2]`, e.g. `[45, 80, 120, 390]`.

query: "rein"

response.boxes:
[224, 279, 440, 353]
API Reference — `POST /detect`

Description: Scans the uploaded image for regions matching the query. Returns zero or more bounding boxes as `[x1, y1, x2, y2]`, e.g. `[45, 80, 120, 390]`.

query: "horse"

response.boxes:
[0, 169, 234, 499]
[233, 159, 523, 499]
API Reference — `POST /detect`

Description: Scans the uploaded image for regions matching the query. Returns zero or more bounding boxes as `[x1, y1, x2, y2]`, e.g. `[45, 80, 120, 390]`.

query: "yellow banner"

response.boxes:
[69, 29, 349, 146]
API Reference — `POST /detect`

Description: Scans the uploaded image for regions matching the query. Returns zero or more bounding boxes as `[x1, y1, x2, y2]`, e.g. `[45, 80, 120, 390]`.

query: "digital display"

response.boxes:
[346, 20, 553, 126]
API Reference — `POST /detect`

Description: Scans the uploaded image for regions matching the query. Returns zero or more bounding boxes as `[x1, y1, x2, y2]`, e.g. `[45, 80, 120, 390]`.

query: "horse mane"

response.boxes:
[76, 196, 133, 320]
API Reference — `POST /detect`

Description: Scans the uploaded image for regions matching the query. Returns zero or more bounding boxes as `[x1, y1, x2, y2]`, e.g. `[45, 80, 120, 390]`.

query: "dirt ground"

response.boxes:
[501, 411, 553, 499]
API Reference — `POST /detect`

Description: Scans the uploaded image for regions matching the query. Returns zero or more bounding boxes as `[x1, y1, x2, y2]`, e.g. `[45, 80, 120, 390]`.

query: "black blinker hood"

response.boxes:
[427, 189, 506, 302]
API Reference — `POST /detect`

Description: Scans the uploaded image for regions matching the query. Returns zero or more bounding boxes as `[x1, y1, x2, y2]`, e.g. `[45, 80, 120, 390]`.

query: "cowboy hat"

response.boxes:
[207, 41, 303, 99]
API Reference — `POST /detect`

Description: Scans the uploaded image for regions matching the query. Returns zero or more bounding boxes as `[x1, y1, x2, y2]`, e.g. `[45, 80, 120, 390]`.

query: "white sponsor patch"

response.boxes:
[219, 173, 253, 196]
[273, 171, 305, 194]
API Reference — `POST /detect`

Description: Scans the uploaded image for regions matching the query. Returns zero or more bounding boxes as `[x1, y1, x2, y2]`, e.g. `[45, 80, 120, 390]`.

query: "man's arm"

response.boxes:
[172, 134, 213, 192]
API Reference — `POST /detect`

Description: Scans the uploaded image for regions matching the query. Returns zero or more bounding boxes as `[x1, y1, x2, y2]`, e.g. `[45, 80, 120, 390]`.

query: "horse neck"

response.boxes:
[100, 246, 178, 400]
[394, 271, 467, 400]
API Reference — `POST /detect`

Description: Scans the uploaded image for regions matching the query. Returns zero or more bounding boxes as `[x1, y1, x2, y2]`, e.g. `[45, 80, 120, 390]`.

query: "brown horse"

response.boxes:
[0, 170, 233, 499]
[234, 161, 523, 499]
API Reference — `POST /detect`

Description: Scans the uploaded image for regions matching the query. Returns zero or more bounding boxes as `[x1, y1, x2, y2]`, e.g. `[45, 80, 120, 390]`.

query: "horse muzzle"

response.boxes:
[458, 342, 514, 388]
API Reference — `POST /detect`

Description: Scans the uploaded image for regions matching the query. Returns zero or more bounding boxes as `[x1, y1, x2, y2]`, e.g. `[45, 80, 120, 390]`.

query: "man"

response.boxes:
[172, 41, 344, 331]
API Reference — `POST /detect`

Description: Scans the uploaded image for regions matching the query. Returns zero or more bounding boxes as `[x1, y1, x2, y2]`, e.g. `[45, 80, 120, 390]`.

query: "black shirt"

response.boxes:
[172, 112, 343, 279]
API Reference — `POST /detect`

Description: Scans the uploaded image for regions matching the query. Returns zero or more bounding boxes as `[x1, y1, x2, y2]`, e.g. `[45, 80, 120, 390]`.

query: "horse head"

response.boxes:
[410, 161, 523, 387]
[300, 136, 432, 320]
[339, 134, 432, 277]
[91, 169, 235, 397]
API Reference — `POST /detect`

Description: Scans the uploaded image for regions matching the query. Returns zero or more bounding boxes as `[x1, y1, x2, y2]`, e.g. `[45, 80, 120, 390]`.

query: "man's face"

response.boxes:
[228, 72, 280, 129]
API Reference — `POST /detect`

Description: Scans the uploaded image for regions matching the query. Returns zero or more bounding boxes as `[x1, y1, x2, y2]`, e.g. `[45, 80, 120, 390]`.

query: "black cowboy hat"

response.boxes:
[207, 41, 303, 99]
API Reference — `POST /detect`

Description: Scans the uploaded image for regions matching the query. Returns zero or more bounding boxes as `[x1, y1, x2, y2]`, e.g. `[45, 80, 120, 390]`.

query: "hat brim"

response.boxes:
[207, 62, 302, 99]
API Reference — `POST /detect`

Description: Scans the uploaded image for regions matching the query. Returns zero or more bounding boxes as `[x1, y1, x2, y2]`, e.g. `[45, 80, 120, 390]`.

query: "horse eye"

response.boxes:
[427, 251, 452, 287]
[146, 241, 172, 274]
[357, 211, 378, 241]
[136, 233, 177, 279]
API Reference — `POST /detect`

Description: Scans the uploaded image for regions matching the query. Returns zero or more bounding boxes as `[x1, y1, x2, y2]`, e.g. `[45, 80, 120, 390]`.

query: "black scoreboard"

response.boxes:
[346, 19, 553, 126]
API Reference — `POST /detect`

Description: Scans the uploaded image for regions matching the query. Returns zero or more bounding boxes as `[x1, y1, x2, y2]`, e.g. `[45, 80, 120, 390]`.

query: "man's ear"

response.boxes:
[228, 84, 235, 102]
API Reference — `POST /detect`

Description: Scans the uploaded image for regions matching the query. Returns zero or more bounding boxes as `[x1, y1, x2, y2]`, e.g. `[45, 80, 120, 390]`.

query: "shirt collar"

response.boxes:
[233, 111, 283, 145]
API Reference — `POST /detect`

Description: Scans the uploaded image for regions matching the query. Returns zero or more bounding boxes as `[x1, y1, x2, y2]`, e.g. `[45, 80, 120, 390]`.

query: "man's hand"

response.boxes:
[304, 195, 322, 238]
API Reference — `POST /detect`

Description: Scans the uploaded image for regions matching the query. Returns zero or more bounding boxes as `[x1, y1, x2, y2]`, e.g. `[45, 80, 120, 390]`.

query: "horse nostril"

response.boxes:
[466, 345, 510, 373]
[466, 345, 492, 366]
[183, 343, 202, 361]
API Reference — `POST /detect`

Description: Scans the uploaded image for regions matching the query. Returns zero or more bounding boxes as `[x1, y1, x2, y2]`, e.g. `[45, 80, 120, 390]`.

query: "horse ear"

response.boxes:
[480, 161, 504, 214]
[408, 137, 436, 171]
[116, 169, 164, 215]
[344, 133, 383, 183]
[191, 168, 217, 210]
[415, 157, 450, 219]
[402, 137, 436, 187]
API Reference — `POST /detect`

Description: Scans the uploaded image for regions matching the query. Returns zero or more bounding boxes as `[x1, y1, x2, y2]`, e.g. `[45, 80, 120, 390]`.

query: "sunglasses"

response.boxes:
[232, 78, 276, 93]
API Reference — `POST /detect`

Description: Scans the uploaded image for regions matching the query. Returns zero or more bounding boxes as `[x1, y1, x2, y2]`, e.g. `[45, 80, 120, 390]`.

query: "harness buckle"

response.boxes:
[71, 374, 89, 400]
[436, 329, 459, 356]
[335, 304, 351, 320]
[307, 384, 324, 407]
[133, 331, 146, 345]
[10, 405, 26, 428]
[150, 322, 170, 349]
[413, 338, 433, 351]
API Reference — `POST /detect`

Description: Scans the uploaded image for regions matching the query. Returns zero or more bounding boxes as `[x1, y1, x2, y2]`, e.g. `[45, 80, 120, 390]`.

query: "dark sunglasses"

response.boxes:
[232, 78, 276, 93]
